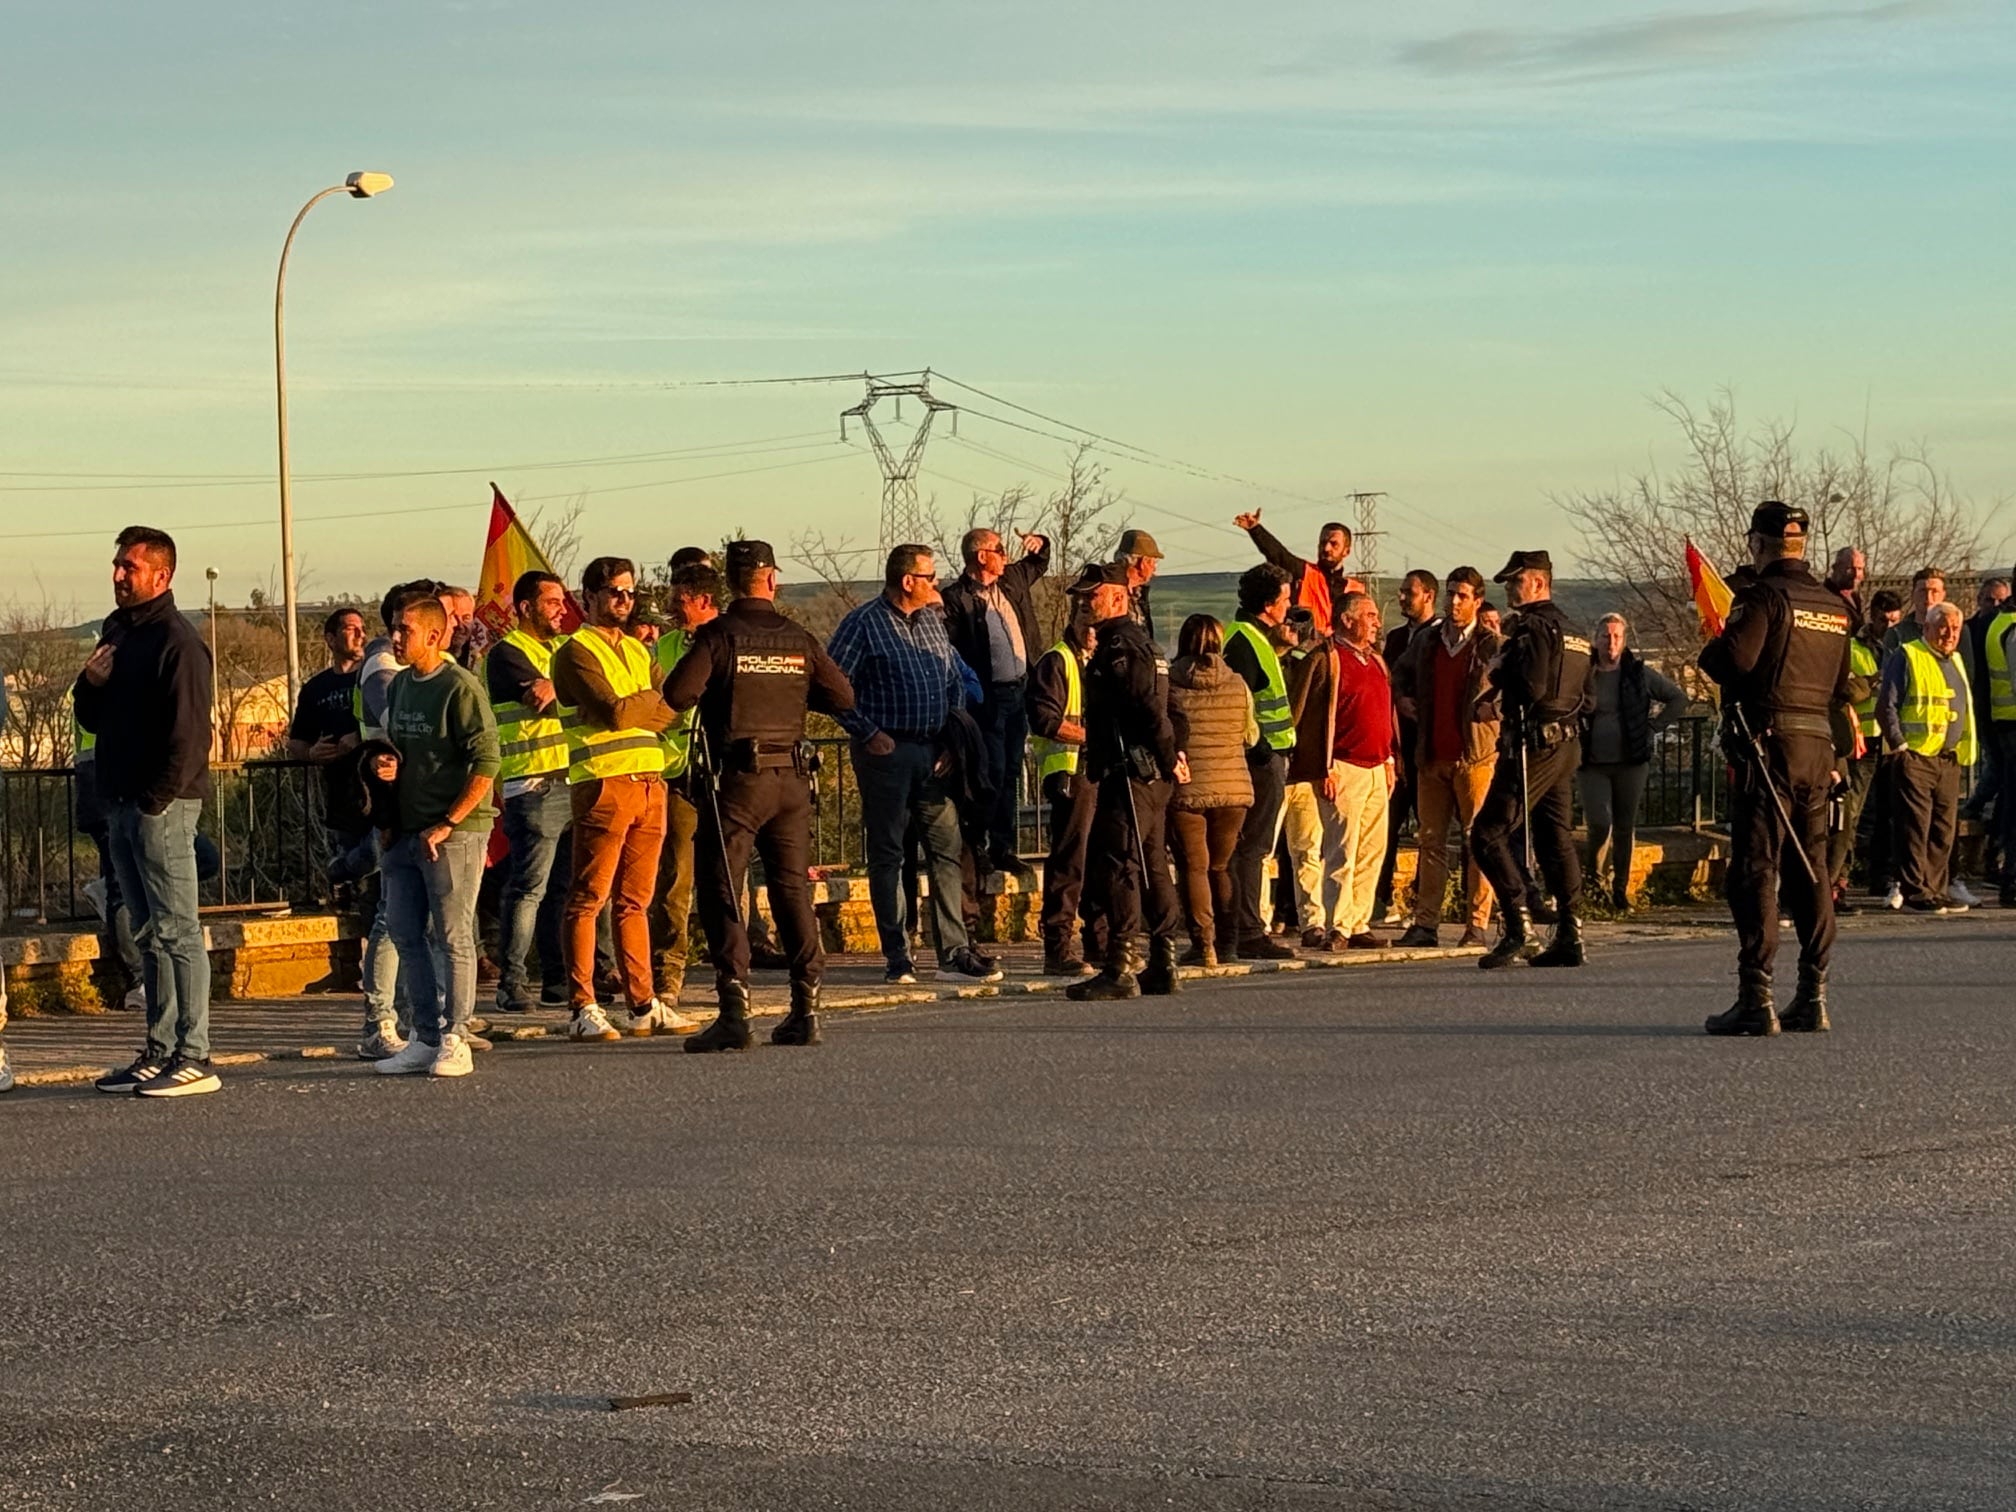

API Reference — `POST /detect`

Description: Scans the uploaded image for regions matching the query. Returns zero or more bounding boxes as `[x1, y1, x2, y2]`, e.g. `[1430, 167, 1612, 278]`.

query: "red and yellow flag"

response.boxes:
[1684, 536, 1735, 638]
[473, 484, 583, 644]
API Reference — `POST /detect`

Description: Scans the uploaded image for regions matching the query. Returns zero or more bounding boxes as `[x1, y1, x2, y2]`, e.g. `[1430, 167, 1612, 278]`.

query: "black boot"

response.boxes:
[771, 981, 822, 1046]
[1479, 905, 1537, 970]
[686, 979, 754, 1053]
[1780, 969, 1830, 1033]
[1138, 935, 1182, 996]
[1067, 938, 1141, 1002]
[1704, 973, 1779, 1036]
[1530, 907, 1585, 968]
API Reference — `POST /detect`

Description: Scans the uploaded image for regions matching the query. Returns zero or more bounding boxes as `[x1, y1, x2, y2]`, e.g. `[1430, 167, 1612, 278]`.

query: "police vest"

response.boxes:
[1750, 571, 1852, 725]
[1848, 637, 1880, 739]
[654, 626, 697, 779]
[1984, 609, 2016, 724]
[1897, 640, 1977, 764]
[1222, 619, 1295, 752]
[563, 631, 666, 783]
[1029, 642, 1083, 781]
[716, 617, 813, 747]
[492, 629, 571, 781]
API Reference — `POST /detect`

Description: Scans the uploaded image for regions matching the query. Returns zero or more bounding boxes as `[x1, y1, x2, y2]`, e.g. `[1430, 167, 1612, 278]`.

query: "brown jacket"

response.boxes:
[1397, 619, 1502, 769]
[552, 629, 676, 736]
[1283, 642, 1338, 786]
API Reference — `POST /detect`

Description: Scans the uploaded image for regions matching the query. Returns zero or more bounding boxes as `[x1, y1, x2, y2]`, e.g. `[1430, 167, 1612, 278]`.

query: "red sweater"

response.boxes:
[1332, 642, 1397, 768]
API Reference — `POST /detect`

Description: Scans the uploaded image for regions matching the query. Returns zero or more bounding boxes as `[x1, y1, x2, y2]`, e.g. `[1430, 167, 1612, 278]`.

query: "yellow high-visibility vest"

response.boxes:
[1029, 641, 1083, 782]
[1222, 619, 1294, 752]
[1983, 609, 2016, 724]
[1897, 639, 1977, 765]
[654, 627, 697, 780]
[492, 629, 571, 781]
[564, 631, 666, 783]
[1848, 638, 1880, 739]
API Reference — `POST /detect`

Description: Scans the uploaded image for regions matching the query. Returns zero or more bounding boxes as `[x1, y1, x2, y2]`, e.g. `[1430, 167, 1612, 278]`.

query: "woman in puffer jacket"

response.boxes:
[1167, 615, 1258, 965]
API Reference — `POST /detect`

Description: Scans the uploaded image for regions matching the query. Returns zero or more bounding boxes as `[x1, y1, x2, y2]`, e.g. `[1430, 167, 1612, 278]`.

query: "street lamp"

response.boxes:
[205, 567, 221, 759]
[274, 170, 395, 710]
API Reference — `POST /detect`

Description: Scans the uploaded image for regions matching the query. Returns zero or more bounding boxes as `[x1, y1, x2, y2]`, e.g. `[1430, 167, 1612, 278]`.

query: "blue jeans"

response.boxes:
[852, 736, 969, 968]
[104, 798, 211, 1062]
[379, 830, 484, 1045]
[497, 780, 572, 1005]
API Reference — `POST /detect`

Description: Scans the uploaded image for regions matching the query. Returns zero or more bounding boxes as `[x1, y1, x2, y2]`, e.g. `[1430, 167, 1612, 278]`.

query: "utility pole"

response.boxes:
[1345, 491, 1387, 580]
[841, 370, 957, 556]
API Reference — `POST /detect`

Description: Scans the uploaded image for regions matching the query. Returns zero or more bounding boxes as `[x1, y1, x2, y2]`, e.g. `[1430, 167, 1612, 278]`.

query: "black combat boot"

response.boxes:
[1067, 938, 1141, 1002]
[1704, 973, 1779, 1036]
[686, 979, 754, 1053]
[1779, 969, 1830, 1033]
[771, 981, 822, 1046]
[1530, 906, 1585, 968]
[1479, 905, 1538, 970]
[1137, 935, 1183, 996]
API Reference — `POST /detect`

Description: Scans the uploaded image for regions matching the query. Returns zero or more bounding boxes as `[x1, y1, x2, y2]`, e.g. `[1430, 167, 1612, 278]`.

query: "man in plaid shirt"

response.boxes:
[828, 545, 1002, 985]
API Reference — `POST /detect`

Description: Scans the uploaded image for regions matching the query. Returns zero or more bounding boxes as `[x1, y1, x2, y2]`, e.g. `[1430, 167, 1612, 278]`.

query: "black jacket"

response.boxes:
[1083, 614, 1178, 782]
[72, 590, 213, 811]
[938, 538, 1050, 700]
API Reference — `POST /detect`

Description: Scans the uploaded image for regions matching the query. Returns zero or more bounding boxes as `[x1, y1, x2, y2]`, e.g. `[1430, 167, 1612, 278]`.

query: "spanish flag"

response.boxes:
[473, 484, 583, 642]
[1685, 536, 1734, 638]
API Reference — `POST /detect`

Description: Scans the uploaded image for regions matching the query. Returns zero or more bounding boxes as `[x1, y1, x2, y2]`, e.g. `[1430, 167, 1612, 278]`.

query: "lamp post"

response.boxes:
[205, 568, 222, 760]
[274, 170, 394, 710]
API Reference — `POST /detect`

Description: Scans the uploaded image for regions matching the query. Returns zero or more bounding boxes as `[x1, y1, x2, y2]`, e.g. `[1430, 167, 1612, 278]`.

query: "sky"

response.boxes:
[4, 0, 2013, 610]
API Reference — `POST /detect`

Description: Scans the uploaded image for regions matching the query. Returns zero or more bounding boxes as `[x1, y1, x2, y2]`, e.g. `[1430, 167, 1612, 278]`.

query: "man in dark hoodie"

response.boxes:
[74, 526, 219, 1099]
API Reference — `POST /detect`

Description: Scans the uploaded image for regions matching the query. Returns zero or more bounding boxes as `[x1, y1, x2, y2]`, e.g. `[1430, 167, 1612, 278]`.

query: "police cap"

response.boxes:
[724, 539, 778, 575]
[1115, 528, 1163, 561]
[1068, 561, 1130, 596]
[1748, 500, 1809, 540]
[1491, 549, 1552, 583]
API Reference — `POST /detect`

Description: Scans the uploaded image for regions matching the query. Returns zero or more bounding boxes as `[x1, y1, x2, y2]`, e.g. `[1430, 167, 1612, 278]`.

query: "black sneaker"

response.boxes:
[95, 1053, 168, 1095]
[941, 948, 1004, 983]
[133, 1056, 222, 1099]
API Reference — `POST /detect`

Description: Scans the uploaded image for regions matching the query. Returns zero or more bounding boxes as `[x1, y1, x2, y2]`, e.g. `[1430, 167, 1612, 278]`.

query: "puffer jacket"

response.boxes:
[1168, 653, 1256, 811]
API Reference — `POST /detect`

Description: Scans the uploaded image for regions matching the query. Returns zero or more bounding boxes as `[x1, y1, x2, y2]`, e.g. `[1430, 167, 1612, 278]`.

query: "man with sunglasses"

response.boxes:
[551, 557, 688, 1042]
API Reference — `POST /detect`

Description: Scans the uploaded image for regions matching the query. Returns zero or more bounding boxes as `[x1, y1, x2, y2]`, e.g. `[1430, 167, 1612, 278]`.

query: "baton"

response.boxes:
[1517, 707, 1535, 877]
[1729, 705, 1821, 888]
[692, 723, 742, 927]
[1115, 728, 1154, 905]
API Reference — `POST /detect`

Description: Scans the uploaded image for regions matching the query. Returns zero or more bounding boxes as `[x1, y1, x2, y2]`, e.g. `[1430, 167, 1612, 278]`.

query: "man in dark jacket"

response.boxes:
[74, 526, 220, 1098]
[1374, 569, 1439, 923]
[938, 528, 1050, 878]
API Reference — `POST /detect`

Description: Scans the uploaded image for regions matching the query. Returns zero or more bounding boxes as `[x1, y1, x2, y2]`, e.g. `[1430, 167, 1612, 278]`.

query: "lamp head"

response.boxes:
[345, 171, 394, 198]
[205, 567, 220, 582]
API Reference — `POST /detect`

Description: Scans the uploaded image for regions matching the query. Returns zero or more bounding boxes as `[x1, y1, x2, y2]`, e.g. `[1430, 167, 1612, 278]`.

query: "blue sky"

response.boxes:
[4, 0, 2012, 607]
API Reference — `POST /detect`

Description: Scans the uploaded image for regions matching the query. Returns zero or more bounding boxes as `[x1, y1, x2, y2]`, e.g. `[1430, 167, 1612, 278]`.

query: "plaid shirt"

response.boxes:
[827, 595, 967, 741]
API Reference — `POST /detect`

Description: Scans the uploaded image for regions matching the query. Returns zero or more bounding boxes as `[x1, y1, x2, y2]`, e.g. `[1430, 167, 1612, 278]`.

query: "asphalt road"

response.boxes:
[3, 919, 2011, 1511]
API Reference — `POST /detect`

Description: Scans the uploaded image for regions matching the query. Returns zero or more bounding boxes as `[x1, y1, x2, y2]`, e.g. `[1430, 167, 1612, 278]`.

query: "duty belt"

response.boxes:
[1527, 718, 1579, 749]
[1767, 712, 1834, 740]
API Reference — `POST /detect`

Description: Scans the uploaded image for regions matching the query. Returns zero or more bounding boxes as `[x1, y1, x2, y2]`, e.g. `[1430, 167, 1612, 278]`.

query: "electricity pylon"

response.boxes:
[841, 371, 957, 555]
[1346, 491, 1386, 578]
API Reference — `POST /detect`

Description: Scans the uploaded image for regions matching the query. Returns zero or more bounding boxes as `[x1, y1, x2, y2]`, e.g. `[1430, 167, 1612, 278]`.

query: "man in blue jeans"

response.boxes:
[76, 526, 220, 1099]
[371, 592, 501, 1079]
[828, 545, 1002, 986]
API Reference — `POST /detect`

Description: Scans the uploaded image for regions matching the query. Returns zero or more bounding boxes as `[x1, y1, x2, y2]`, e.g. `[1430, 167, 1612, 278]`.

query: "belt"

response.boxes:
[1768, 713, 1834, 740]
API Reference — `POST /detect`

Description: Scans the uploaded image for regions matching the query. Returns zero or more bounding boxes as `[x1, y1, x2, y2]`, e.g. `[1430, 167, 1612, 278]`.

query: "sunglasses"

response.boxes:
[602, 587, 636, 601]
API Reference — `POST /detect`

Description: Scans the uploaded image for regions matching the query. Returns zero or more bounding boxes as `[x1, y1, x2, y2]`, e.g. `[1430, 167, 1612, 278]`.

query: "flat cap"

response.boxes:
[1068, 561, 1131, 595]
[1748, 500, 1809, 539]
[1115, 528, 1163, 561]
[1491, 549, 1552, 583]
[627, 595, 670, 631]
[723, 538, 777, 573]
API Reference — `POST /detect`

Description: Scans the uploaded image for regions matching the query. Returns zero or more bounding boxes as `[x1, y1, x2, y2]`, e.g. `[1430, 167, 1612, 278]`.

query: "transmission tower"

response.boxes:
[841, 370, 957, 555]
[1346, 491, 1387, 579]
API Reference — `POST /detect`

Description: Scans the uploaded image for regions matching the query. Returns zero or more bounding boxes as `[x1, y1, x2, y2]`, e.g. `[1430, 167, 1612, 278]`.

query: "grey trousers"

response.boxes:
[1578, 762, 1649, 900]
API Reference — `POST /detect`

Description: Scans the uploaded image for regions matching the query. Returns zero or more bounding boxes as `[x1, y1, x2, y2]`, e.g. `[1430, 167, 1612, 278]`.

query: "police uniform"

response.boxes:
[660, 540, 856, 1050]
[1470, 549, 1595, 968]
[1025, 615, 1106, 973]
[1699, 502, 1854, 1035]
[1066, 565, 1184, 1000]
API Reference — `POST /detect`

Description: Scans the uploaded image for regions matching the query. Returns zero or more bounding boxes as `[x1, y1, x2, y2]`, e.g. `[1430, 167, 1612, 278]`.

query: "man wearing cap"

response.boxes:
[663, 540, 856, 1050]
[1026, 567, 1106, 974]
[1114, 529, 1163, 646]
[1233, 510, 1367, 639]
[1469, 549, 1594, 970]
[1699, 501, 1857, 1036]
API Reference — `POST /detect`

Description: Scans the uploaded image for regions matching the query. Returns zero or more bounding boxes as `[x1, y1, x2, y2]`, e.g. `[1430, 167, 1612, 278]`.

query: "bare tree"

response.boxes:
[0, 600, 90, 767]
[524, 494, 588, 584]
[1556, 389, 1994, 655]
[786, 529, 871, 638]
[209, 612, 291, 760]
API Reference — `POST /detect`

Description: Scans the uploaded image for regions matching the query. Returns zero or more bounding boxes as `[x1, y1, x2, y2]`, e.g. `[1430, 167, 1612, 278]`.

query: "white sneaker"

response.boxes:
[429, 1034, 474, 1078]
[121, 985, 147, 1012]
[1885, 883, 1904, 911]
[629, 999, 701, 1037]
[0, 1045, 14, 1095]
[1950, 879, 1981, 908]
[1377, 906, 1403, 927]
[357, 1024, 408, 1061]
[569, 1004, 621, 1042]
[375, 1038, 436, 1075]
[81, 877, 108, 922]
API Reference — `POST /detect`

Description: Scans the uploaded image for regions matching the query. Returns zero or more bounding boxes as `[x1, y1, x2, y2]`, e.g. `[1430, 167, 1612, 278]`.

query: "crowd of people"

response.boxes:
[1, 509, 1997, 1095]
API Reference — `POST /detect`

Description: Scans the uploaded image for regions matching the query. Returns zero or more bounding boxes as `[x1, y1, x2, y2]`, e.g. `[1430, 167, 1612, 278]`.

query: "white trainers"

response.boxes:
[1885, 883, 1904, 911]
[629, 999, 701, 1037]
[429, 1034, 474, 1078]
[121, 985, 147, 1012]
[357, 1023, 408, 1061]
[1950, 879, 1981, 908]
[375, 1038, 436, 1075]
[569, 1004, 622, 1043]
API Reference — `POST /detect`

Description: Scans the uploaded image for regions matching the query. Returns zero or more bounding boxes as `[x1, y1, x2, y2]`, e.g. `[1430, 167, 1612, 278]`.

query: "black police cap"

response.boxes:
[1748, 501, 1809, 539]
[1491, 549, 1552, 584]
[1067, 561, 1130, 595]
[724, 539, 777, 573]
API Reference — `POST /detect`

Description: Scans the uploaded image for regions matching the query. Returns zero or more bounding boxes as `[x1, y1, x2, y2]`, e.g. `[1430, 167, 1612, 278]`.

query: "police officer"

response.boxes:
[1066, 563, 1184, 1001]
[1470, 549, 1595, 969]
[1699, 501, 1856, 1036]
[661, 541, 856, 1051]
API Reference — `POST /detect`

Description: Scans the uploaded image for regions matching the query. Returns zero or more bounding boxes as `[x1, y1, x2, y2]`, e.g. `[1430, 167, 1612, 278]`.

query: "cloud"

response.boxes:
[1394, 2, 1942, 77]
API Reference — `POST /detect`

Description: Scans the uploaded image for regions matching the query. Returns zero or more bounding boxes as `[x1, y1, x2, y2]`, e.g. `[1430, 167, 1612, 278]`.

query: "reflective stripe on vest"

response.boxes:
[1029, 642, 1083, 782]
[564, 631, 666, 783]
[654, 626, 696, 780]
[1898, 639, 1977, 764]
[1849, 638, 1880, 738]
[1223, 620, 1295, 752]
[1985, 609, 2016, 724]
[493, 629, 571, 781]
